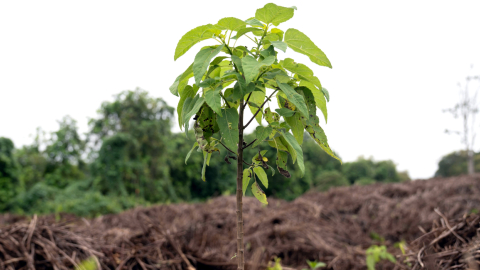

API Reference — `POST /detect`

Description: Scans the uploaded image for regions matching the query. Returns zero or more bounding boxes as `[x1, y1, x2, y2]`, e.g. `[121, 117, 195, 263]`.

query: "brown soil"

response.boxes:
[1, 174, 480, 270]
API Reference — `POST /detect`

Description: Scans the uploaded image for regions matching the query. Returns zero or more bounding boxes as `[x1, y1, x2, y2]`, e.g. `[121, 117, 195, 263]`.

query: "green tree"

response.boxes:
[0, 137, 18, 211]
[89, 88, 175, 202]
[435, 150, 480, 177]
[170, 4, 340, 269]
[44, 116, 86, 188]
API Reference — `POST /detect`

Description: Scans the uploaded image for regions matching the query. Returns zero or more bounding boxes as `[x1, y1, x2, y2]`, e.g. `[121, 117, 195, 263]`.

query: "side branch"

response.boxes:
[216, 139, 237, 155]
[242, 139, 256, 150]
[243, 89, 278, 129]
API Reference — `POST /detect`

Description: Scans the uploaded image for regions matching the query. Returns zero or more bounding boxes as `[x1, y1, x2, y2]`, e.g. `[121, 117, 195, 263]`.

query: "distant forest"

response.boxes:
[7, 88, 468, 218]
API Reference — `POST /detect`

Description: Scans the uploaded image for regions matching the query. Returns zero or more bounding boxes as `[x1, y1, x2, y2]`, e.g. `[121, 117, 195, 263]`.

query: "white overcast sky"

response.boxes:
[1, 1, 480, 179]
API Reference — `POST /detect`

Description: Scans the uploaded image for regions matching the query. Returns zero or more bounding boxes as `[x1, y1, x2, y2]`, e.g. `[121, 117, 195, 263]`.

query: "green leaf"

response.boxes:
[299, 80, 327, 123]
[201, 151, 210, 182]
[242, 55, 276, 83]
[270, 41, 287, 52]
[300, 87, 341, 163]
[205, 86, 223, 116]
[275, 108, 295, 117]
[366, 256, 375, 270]
[217, 108, 239, 153]
[231, 55, 243, 74]
[178, 85, 197, 129]
[242, 168, 252, 196]
[260, 45, 276, 58]
[255, 3, 295, 26]
[217, 17, 246, 31]
[248, 89, 266, 125]
[174, 24, 217, 60]
[264, 107, 280, 124]
[253, 167, 268, 188]
[276, 81, 309, 119]
[267, 165, 275, 176]
[245, 18, 264, 27]
[276, 151, 291, 178]
[285, 112, 304, 145]
[252, 181, 268, 205]
[284, 29, 332, 68]
[197, 105, 220, 140]
[253, 126, 273, 148]
[185, 142, 198, 165]
[183, 95, 205, 135]
[233, 27, 261, 40]
[193, 44, 225, 85]
[281, 131, 305, 177]
[169, 74, 182, 96]
[281, 57, 321, 86]
[322, 87, 330, 102]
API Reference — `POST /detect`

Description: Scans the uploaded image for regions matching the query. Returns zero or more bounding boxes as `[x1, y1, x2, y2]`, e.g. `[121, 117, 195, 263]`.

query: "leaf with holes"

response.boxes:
[217, 108, 239, 153]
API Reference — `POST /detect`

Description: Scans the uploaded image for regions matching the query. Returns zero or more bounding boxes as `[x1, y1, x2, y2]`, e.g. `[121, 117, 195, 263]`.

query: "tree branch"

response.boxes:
[216, 139, 236, 155]
[242, 160, 254, 166]
[243, 89, 278, 129]
[242, 139, 256, 150]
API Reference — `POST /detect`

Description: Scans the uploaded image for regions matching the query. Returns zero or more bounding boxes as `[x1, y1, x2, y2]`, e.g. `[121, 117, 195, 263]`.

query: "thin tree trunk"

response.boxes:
[468, 150, 475, 175]
[236, 99, 245, 270]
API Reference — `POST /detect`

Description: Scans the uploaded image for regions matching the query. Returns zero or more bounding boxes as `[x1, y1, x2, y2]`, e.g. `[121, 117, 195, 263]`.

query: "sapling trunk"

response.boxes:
[236, 99, 245, 270]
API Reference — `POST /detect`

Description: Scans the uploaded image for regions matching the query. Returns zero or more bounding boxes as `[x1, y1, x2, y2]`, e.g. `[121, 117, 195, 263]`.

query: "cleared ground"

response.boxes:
[1, 175, 480, 269]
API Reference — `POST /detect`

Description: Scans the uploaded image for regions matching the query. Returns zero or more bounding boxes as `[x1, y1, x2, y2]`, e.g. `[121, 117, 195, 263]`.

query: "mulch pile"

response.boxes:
[1, 174, 480, 270]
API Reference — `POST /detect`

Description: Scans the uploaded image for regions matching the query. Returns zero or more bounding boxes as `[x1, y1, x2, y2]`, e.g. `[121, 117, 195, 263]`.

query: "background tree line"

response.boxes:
[0, 88, 410, 217]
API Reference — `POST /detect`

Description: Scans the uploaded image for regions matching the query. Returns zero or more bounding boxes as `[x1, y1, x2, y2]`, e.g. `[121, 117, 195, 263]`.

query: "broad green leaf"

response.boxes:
[260, 45, 276, 58]
[174, 24, 217, 60]
[265, 33, 279, 41]
[248, 89, 266, 125]
[242, 55, 276, 83]
[271, 28, 284, 41]
[217, 17, 246, 31]
[281, 131, 305, 176]
[264, 107, 280, 124]
[285, 112, 304, 145]
[276, 151, 291, 177]
[231, 55, 243, 74]
[253, 126, 273, 148]
[270, 41, 287, 52]
[322, 87, 330, 102]
[284, 29, 332, 68]
[182, 97, 194, 135]
[275, 108, 295, 117]
[252, 181, 268, 205]
[198, 78, 217, 89]
[205, 86, 223, 116]
[169, 74, 182, 96]
[279, 135, 297, 163]
[255, 3, 295, 26]
[211, 56, 229, 66]
[197, 105, 220, 141]
[242, 168, 252, 196]
[245, 18, 264, 27]
[281, 58, 322, 89]
[233, 27, 261, 40]
[217, 108, 239, 153]
[299, 80, 327, 123]
[268, 137, 289, 152]
[193, 44, 225, 85]
[276, 81, 309, 119]
[185, 143, 198, 164]
[253, 167, 268, 188]
[178, 85, 197, 129]
[183, 95, 205, 135]
[301, 87, 340, 162]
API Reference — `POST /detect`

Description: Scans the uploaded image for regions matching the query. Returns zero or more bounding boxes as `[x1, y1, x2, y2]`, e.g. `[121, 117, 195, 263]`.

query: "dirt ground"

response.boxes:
[1, 175, 480, 270]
